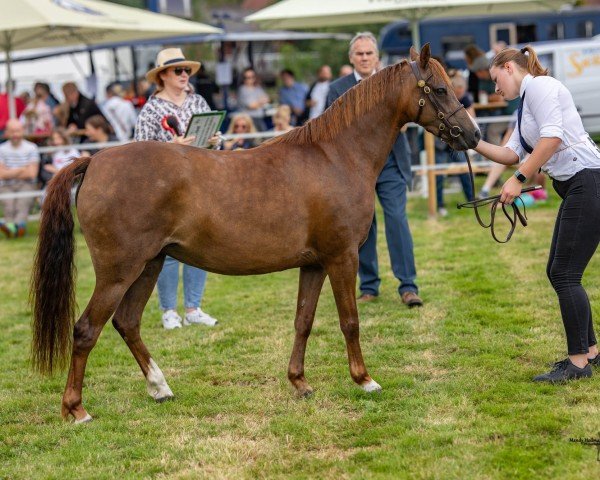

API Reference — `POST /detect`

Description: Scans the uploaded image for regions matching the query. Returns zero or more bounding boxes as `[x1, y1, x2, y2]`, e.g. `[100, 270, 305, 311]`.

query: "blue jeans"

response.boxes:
[157, 256, 207, 311]
[358, 155, 418, 296]
[435, 148, 474, 208]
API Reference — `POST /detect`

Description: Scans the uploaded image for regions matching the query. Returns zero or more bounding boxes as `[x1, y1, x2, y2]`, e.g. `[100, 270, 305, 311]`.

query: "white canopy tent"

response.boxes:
[1, 0, 222, 118]
[246, 0, 576, 49]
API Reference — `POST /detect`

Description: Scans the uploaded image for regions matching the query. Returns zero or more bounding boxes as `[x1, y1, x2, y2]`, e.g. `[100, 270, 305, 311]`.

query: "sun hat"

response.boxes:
[146, 48, 201, 84]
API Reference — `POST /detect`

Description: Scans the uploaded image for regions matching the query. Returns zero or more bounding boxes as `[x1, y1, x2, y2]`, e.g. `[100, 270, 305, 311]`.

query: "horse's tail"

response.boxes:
[30, 156, 91, 375]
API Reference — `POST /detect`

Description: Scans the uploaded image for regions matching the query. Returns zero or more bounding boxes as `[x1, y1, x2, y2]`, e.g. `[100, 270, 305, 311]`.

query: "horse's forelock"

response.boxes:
[430, 59, 452, 86]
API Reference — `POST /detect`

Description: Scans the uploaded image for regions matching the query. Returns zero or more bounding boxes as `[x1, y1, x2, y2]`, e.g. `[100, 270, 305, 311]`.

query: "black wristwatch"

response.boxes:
[514, 169, 527, 183]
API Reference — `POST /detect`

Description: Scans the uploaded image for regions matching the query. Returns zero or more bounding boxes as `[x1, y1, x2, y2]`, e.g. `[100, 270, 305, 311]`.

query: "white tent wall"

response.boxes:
[0, 46, 158, 103]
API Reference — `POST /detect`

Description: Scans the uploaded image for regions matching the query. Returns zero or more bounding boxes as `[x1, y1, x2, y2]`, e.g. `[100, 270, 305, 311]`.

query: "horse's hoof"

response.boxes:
[298, 388, 314, 399]
[362, 379, 382, 393]
[155, 394, 175, 403]
[74, 413, 93, 424]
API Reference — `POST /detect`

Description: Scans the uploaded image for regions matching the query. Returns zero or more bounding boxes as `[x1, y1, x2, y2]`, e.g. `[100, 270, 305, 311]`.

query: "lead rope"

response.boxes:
[456, 151, 540, 243]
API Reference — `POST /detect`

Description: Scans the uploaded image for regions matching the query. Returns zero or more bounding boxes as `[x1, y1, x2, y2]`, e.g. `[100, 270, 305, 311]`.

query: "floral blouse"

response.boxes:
[133, 93, 210, 142]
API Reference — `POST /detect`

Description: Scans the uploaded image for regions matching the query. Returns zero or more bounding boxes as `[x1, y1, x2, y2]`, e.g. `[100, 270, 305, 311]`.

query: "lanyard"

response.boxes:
[517, 91, 534, 154]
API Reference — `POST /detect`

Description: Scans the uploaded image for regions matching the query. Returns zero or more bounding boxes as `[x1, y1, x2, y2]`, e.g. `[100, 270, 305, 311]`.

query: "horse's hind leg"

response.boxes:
[111, 255, 174, 402]
[288, 265, 326, 397]
[61, 281, 133, 423]
[326, 252, 381, 393]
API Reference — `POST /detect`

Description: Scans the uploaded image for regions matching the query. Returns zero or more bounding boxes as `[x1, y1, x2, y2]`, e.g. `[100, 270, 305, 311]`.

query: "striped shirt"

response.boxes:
[134, 93, 210, 143]
[0, 139, 39, 185]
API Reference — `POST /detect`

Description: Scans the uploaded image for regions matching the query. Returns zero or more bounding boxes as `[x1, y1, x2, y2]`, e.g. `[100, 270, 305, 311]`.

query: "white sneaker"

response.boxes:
[161, 310, 182, 330]
[183, 308, 218, 327]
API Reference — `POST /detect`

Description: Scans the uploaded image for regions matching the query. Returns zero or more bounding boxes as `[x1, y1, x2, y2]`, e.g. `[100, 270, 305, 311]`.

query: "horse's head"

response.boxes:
[408, 44, 481, 151]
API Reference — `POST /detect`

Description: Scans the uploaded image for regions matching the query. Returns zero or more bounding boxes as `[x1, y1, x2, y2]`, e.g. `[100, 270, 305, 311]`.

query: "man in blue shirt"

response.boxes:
[278, 69, 308, 125]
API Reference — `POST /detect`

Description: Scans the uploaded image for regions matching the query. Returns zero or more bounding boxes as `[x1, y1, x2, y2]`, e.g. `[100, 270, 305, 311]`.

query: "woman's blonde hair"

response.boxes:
[490, 45, 548, 77]
[226, 113, 257, 135]
[273, 104, 291, 124]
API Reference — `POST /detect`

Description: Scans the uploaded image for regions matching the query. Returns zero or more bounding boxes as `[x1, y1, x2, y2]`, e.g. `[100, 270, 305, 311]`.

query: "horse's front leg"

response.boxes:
[288, 265, 326, 397]
[325, 252, 381, 393]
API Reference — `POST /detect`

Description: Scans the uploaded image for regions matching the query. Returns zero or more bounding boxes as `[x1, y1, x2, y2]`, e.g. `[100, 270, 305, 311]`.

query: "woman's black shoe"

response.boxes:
[588, 355, 600, 367]
[533, 358, 592, 383]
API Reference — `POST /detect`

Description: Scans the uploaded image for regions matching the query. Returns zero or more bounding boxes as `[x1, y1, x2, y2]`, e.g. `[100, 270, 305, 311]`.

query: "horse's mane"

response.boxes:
[267, 59, 410, 146]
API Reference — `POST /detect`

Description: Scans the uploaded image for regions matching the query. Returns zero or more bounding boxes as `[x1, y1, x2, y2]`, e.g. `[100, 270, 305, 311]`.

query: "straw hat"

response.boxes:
[146, 48, 201, 84]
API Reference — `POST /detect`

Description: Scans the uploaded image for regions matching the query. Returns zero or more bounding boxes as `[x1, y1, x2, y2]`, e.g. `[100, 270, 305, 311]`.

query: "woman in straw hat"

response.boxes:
[134, 47, 219, 330]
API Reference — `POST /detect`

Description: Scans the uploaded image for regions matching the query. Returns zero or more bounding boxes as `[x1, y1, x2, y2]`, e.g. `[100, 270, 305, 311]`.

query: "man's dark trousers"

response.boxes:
[358, 152, 418, 297]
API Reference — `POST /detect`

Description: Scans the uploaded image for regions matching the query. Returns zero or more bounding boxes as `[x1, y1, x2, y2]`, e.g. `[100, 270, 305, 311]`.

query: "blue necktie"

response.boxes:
[517, 92, 533, 154]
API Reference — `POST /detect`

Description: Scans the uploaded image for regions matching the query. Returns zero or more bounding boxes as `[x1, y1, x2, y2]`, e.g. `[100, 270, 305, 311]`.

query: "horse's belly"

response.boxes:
[166, 239, 319, 276]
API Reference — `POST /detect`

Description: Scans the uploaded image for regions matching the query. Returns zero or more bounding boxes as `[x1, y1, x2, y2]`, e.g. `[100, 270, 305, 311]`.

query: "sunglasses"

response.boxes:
[243, 75, 255, 80]
[172, 67, 192, 76]
[233, 123, 248, 129]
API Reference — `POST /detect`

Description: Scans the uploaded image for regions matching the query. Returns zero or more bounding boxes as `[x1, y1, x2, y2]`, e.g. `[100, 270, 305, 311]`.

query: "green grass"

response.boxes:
[1, 184, 599, 479]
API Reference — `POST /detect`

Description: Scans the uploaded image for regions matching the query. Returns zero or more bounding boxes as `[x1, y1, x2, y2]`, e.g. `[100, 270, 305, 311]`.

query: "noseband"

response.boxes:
[410, 61, 464, 138]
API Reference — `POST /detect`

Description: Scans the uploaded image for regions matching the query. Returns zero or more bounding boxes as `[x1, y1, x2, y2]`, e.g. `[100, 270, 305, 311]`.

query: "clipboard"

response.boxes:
[184, 111, 226, 148]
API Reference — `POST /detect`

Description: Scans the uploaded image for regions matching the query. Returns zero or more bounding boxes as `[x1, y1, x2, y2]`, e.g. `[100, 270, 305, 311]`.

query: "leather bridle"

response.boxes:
[410, 60, 533, 243]
[410, 61, 465, 140]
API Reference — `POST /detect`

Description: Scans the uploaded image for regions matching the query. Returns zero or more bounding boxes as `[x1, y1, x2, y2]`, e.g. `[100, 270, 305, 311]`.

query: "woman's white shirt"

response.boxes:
[505, 74, 600, 181]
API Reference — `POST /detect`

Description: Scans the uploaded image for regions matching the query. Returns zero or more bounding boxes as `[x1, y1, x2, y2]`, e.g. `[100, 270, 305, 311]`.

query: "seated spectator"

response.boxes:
[35, 82, 59, 110]
[101, 82, 138, 141]
[237, 67, 269, 131]
[278, 69, 308, 125]
[21, 84, 54, 135]
[272, 105, 293, 133]
[42, 128, 79, 179]
[62, 82, 104, 139]
[0, 119, 39, 238]
[81, 115, 117, 156]
[223, 113, 257, 150]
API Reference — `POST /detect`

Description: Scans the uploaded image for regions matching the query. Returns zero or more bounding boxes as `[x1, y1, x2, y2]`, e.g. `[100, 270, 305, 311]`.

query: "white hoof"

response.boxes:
[74, 413, 93, 424]
[146, 358, 174, 401]
[362, 379, 382, 393]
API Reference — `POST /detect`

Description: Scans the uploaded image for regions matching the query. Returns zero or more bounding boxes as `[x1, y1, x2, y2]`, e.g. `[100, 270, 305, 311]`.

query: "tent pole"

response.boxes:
[4, 32, 16, 120]
[410, 18, 421, 50]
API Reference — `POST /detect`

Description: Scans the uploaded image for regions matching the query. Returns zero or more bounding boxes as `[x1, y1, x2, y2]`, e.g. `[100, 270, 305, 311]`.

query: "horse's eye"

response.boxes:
[436, 87, 447, 95]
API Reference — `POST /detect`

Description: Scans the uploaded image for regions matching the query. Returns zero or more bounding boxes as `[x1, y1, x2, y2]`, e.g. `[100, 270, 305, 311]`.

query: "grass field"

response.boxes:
[1, 185, 599, 479]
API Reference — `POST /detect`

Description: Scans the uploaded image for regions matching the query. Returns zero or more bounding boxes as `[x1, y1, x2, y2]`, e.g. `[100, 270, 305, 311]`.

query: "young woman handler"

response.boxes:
[474, 46, 600, 383]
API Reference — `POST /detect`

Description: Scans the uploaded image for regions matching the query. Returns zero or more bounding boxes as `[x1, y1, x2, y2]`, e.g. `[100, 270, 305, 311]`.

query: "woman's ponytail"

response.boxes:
[491, 45, 548, 77]
[520, 45, 548, 76]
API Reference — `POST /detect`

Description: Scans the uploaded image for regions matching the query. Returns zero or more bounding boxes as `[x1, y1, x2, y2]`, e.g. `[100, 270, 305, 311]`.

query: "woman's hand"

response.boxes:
[207, 131, 223, 149]
[500, 175, 523, 204]
[173, 135, 195, 145]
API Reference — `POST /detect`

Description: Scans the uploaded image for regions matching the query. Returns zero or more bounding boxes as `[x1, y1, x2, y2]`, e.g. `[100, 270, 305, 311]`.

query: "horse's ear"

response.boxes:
[409, 46, 419, 61]
[420, 43, 431, 69]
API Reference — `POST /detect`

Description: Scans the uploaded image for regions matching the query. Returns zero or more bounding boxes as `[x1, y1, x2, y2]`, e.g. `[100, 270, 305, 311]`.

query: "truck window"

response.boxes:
[516, 24, 537, 44]
[548, 23, 565, 41]
[576, 21, 595, 38]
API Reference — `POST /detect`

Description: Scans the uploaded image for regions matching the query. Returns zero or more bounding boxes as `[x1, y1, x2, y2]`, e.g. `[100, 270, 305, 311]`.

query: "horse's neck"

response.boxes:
[338, 91, 406, 174]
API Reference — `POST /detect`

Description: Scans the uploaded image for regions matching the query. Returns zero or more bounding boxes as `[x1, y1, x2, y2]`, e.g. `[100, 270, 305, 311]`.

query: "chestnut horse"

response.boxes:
[31, 45, 480, 422]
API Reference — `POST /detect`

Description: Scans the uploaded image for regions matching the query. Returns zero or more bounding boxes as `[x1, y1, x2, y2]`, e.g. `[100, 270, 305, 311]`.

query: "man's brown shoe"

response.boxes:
[357, 293, 377, 303]
[401, 291, 423, 308]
